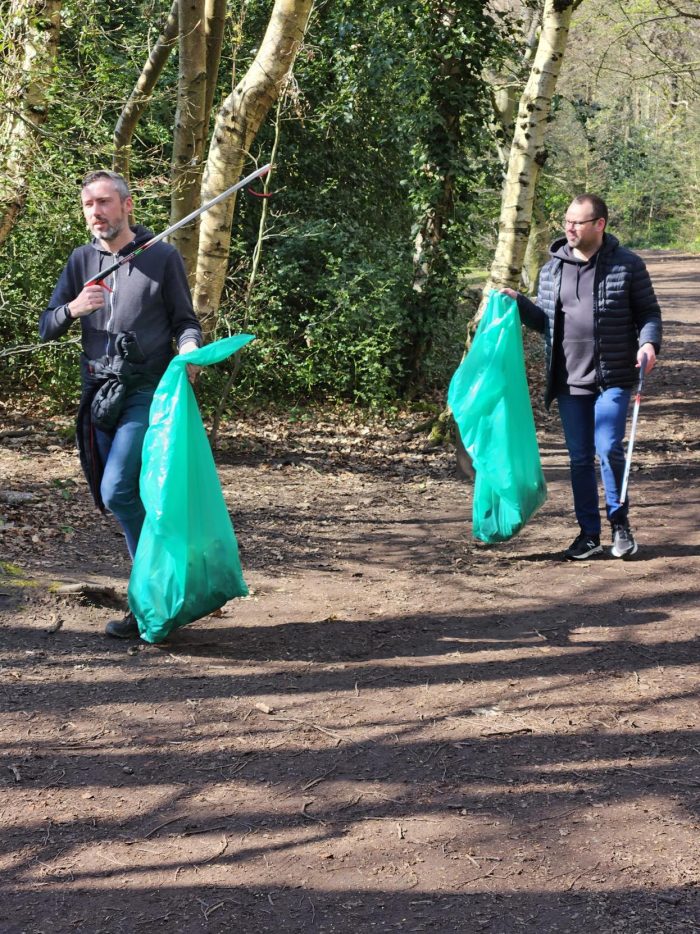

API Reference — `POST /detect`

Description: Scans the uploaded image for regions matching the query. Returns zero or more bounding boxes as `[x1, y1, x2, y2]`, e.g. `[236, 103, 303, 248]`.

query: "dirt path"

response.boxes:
[1, 252, 698, 933]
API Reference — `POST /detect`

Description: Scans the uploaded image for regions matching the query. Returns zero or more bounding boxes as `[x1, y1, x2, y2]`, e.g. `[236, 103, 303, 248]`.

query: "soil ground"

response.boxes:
[0, 252, 698, 934]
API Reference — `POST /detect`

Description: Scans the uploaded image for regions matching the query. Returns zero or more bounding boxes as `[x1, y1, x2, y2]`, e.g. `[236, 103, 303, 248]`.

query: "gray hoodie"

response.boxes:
[550, 241, 598, 395]
[40, 225, 201, 371]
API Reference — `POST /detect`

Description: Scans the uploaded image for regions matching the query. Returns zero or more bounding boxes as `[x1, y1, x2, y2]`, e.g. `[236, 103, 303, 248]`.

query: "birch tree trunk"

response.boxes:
[113, 0, 178, 181]
[193, 0, 313, 337]
[483, 0, 581, 299]
[0, 0, 61, 249]
[486, 2, 542, 169]
[442, 0, 581, 456]
[486, 3, 551, 296]
[170, 0, 208, 278]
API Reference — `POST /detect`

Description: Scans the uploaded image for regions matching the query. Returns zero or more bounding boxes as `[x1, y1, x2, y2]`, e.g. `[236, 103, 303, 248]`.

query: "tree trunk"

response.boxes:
[209, 93, 285, 450]
[112, 0, 178, 182]
[485, 3, 549, 300]
[521, 197, 549, 294]
[406, 155, 456, 396]
[484, 0, 580, 299]
[0, 0, 61, 249]
[204, 0, 227, 120]
[445, 0, 580, 456]
[410, 16, 460, 293]
[170, 0, 208, 279]
[193, 0, 313, 337]
[486, 2, 542, 169]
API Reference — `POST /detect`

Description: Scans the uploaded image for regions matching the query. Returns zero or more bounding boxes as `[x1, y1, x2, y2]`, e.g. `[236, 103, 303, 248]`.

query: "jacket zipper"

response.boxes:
[549, 262, 563, 403]
[105, 256, 118, 355]
[593, 254, 603, 388]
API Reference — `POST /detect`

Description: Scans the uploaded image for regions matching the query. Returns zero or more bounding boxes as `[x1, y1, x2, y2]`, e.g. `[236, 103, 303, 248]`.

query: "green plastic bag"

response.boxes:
[128, 334, 254, 643]
[447, 291, 546, 543]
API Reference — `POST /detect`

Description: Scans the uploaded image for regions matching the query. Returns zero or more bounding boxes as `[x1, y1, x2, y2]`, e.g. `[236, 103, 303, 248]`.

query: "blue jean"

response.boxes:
[557, 388, 631, 536]
[94, 388, 154, 559]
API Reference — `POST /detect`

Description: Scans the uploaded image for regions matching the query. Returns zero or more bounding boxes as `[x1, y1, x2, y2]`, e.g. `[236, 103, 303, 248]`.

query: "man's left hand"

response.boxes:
[638, 342, 656, 374]
[179, 341, 201, 385]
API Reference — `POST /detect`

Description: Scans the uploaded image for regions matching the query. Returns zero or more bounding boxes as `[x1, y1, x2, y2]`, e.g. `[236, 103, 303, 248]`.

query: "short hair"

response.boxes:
[81, 170, 131, 201]
[571, 193, 608, 225]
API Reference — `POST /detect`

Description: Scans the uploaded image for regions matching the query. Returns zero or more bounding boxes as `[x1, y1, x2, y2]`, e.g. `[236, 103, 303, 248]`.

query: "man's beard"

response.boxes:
[91, 218, 126, 242]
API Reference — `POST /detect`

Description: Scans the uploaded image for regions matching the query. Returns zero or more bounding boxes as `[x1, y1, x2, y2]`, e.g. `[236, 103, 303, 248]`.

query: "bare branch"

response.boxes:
[0, 338, 80, 359]
[113, 0, 178, 181]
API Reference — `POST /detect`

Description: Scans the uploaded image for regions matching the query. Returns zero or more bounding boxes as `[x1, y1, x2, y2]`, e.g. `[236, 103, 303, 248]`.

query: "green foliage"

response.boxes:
[544, 96, 698, 249]
[209, 0, 504, 403]
[0, 0, 504, 408]
[601, 125, 685, 247]
[1, 0, 697, 415]
[243, 226, 412, 405]
[543, 1, 700, 251]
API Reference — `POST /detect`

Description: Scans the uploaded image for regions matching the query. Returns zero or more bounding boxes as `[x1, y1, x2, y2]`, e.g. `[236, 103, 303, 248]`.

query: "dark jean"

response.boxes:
[557, 387, 631, 536]
[95, 388, 154, 559]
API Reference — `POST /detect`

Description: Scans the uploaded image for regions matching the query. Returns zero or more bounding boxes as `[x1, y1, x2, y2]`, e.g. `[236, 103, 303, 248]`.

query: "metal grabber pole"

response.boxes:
[619, 353, 648, 506]
[84, 163, 272, 290]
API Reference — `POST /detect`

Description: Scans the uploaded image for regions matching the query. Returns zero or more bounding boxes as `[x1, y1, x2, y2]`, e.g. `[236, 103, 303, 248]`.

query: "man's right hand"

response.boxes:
[501, 288, 519, 300]
[68, 285, 106, 318]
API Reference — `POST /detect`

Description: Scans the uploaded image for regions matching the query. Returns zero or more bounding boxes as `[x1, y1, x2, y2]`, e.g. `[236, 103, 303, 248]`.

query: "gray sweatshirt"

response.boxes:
[40, 225, 201, 370]
[551, 242, 599, 396]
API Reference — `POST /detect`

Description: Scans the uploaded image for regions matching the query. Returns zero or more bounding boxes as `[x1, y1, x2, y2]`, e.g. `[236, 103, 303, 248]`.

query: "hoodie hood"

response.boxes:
[549, 231, 619, 263]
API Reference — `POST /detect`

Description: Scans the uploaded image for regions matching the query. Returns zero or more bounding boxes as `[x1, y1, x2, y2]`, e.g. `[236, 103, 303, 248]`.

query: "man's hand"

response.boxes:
[638, 342, 656, 374]
[179, 341, 201, 385]
[68, 285, 106, 318]
[501, 288, 519, 300]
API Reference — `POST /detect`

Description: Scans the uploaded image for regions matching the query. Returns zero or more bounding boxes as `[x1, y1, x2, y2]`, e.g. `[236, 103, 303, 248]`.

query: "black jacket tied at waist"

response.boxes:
[77, 332, 170, 512]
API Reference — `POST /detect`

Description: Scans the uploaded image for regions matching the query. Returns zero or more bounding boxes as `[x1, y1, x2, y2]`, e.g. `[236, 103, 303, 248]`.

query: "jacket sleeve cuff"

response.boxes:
[177, 327, 202, 350]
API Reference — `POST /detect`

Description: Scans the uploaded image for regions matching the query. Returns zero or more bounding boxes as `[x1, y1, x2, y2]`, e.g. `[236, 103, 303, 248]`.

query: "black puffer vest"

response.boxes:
[518, 234, 662, 408]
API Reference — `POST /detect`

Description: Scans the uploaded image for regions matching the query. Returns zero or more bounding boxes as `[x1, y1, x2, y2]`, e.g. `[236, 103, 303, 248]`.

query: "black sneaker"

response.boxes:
[105, 611, 140, 639]
[611, 522, 638, 559]
[563, 531, 603, 560]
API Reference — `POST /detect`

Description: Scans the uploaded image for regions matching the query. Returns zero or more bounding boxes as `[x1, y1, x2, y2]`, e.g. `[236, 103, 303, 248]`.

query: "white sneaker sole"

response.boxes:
[611, 542, 638, 558]
[565, 544, 604, 560]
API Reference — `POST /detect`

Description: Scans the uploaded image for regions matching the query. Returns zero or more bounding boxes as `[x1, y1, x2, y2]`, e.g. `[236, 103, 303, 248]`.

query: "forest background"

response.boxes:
[1, 0, 698, 417]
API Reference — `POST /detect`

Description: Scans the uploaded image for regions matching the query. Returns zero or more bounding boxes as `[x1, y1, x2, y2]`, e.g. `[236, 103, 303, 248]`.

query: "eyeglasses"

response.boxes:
[564, 217, 601, 229]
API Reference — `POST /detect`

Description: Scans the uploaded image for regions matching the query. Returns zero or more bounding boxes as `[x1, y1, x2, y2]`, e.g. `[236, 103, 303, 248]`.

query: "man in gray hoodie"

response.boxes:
[503, 194, 662, 561]
[40, 170, 202, 637]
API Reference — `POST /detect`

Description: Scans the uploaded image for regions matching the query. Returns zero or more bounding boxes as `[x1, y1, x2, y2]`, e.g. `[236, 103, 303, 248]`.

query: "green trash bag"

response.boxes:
[447, 291, 546, 543]
[128, 334, 254, 643]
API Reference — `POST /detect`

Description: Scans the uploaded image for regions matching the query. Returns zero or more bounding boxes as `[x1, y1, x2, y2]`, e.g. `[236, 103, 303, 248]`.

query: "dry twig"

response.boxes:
[269, 716, 342, 740]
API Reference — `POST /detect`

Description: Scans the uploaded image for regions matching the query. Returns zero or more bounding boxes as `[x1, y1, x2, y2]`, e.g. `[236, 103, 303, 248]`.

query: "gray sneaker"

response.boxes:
[611, 523, 638, 558]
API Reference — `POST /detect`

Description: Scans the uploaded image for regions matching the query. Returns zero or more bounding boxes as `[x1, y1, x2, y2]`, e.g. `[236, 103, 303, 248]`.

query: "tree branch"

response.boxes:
[113, 0, 178, 181]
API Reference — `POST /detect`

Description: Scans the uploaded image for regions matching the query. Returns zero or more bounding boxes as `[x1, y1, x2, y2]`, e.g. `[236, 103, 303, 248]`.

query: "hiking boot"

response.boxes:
[563, 531, 603, 561]
[611, 522, 638, 559]
[105, 611, 140, 639]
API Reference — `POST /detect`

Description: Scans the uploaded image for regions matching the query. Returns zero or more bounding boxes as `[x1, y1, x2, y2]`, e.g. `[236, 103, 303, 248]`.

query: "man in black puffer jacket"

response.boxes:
[503, 193, 662, 561]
